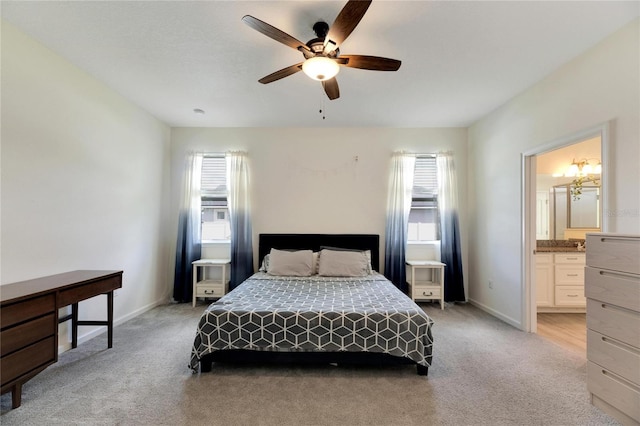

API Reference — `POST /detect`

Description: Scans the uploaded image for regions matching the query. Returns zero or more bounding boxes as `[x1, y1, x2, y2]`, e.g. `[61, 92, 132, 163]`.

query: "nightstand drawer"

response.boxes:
[555, 286, 585, 306]
[413, 286, 441, 299]
[196, 284, 225, 298]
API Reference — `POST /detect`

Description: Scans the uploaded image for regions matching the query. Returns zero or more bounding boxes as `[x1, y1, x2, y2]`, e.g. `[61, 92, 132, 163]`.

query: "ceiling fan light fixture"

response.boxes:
[302, 56, 340, 81]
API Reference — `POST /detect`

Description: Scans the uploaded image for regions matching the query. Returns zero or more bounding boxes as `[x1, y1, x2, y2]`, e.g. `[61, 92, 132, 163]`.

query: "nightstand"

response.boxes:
[406, 260, 445, 309]
[192, 259, 230, 307]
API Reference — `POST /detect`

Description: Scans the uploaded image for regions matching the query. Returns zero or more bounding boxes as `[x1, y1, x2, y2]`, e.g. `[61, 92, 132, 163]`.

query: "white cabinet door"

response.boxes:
[536, 254, 554, 307]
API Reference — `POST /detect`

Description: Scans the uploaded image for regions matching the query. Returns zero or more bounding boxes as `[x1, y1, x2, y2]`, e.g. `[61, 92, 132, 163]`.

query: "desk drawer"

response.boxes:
[587, 299, 640, 348]
[58, 275, 122, 306]
[588, 329, 640, 386]
[0, 294, 56, 329]
[1, 313, 56, 357]
[0, 336, 56, 385]
[196, 284, 225, 298]
[587, 361, 640, 423]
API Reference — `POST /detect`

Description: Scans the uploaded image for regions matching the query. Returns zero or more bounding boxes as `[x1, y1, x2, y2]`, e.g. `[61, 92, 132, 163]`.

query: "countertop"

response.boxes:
[535, 247, 584, 253]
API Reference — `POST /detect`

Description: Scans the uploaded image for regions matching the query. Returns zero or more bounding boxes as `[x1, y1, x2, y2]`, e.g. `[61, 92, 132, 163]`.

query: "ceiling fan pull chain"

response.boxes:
[319, 96, 326, 120]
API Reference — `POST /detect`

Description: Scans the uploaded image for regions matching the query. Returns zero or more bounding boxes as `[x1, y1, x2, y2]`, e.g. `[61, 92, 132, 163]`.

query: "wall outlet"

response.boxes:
[114, 289, 120, 297]
[488, 280, 494, 289]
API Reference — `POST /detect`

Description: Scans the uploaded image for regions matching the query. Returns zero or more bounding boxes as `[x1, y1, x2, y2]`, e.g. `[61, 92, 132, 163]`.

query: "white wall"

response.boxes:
[1, 22, 172, 349]
[467, 19, 640, 327]
[170, 127, 468, 295]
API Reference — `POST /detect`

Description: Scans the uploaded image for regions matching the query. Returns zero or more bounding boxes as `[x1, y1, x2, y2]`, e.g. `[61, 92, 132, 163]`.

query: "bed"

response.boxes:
[189, 234, 434, 376]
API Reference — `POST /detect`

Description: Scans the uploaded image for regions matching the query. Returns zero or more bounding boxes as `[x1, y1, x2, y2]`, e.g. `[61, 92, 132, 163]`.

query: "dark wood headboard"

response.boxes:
[258, 234, 380, 272]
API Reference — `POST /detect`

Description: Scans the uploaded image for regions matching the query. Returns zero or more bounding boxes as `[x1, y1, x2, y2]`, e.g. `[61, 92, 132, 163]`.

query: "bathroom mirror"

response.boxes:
[552, 184, 600, 239]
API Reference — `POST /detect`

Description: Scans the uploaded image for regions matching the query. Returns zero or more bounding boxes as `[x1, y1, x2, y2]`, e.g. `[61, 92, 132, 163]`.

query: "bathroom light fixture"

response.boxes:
[564, 158, 601, 177]
[564, 158, 602, 201]
[302, 56, 340, 81]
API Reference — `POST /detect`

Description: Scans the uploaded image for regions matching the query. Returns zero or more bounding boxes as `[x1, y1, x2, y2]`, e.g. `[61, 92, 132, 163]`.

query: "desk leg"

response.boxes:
[107, 291, 114, 348]
[72, 302, 79, 349]
[11, 383, 22, 408]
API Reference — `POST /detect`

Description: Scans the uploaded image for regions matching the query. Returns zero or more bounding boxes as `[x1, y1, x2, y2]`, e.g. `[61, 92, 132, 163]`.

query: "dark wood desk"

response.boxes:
[0, 270, 123, 408]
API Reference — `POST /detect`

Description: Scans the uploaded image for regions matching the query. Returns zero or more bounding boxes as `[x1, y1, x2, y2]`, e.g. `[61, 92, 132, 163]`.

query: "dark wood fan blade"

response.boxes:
[242, 15, 311, 53]
[339, 55, 401, 71]
[322, 78, 340, 100]
[258, 63, 304, 84]
[324, 0, 372, 54]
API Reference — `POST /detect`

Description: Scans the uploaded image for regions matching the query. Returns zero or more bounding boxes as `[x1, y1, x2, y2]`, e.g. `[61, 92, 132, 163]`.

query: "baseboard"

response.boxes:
[468, 298, 523, 330]
[58, 297, 168, 353]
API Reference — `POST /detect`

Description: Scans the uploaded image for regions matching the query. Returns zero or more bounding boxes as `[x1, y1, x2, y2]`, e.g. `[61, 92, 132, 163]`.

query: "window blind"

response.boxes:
[201, 155, 226, 196]
[412, 155, 437, 199]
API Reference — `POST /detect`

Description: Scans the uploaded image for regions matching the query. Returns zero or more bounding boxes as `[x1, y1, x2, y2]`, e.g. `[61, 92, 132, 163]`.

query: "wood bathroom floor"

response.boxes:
[537, 313, 586, 353]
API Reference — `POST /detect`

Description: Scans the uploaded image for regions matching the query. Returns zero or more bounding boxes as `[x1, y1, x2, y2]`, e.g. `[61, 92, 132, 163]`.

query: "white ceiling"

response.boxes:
[2, 1, 638, 128]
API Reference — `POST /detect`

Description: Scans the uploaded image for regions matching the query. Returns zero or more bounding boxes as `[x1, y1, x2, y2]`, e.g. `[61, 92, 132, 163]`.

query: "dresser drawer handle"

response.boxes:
[601, 369, 640, 392]
[204, 290, 217, 295]
[601, 336, 640, 355]
[599, 269, 639, 279]
[566, 274, 579, 277]
[566, 294, 578, 297]
[566, 257, 578, 260]
[422, 291, 433, 296]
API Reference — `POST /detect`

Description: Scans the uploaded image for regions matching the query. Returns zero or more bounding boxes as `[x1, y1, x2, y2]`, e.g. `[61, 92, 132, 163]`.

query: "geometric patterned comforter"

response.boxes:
[189, 272, 434, 372]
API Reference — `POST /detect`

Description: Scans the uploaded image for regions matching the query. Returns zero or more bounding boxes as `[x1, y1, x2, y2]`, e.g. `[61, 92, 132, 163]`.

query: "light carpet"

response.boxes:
[1, 302, 618, 425]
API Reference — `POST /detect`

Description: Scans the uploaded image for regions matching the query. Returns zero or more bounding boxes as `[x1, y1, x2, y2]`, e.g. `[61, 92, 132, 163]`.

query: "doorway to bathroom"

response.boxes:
[522, 123, 609, 336]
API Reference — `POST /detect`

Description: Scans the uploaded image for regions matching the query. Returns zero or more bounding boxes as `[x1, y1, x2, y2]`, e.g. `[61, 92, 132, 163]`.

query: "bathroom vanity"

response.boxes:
[536, 242, 586, 312]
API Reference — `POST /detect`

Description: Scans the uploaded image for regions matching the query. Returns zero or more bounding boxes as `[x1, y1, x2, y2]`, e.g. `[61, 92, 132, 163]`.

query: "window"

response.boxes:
[408, 155, 439, 242]
[201, 155, 230, 241]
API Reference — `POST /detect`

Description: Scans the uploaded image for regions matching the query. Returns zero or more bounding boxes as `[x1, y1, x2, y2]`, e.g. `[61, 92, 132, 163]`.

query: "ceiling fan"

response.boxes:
[242, 0, 401, 100]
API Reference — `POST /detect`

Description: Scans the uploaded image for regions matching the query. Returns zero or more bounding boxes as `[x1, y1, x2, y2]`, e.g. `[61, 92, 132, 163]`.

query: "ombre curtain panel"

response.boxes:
[384, 152, 415, 292]
[226, 151, 254, 289]
[173, 152, 203, 303]
[437, 152, 465, 302]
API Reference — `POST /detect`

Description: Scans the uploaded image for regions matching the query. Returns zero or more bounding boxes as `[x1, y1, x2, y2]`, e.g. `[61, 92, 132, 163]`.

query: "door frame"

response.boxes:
[521, 122, 610, 333]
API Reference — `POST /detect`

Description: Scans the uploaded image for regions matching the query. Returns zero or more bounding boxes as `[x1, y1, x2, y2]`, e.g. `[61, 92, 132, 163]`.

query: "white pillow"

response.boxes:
[268, 249, 314, 276]
[259, 254, 271, 272]
[320, 246, 373, 273]
[318, 249, 369, 277]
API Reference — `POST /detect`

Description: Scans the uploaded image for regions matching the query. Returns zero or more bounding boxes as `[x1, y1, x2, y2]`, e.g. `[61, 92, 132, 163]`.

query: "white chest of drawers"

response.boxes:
[585, 233, 640, 426]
